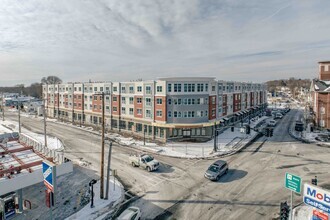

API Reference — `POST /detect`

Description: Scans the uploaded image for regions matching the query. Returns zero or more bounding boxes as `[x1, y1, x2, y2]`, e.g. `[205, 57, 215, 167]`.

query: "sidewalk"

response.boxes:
[15, 109, 264, 158]
[66, 177, 124, 220]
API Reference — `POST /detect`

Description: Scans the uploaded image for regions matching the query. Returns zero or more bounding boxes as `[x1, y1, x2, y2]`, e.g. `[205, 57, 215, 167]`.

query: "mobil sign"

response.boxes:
[304, 183, 330, 214]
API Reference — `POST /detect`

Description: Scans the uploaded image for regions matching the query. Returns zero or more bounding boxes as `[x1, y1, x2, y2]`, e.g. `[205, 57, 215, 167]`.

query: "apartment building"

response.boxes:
[311, 61, 330, 128]
[43, 77, 267, 142]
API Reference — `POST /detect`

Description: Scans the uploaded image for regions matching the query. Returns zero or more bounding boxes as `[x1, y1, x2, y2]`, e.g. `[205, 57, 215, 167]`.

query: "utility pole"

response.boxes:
[105, 142, 112, 200]
[43, 99, 47, 148]
[213, 122, 217, 152]
[18, 102, 21, 133]
[100, 92, 105, 199]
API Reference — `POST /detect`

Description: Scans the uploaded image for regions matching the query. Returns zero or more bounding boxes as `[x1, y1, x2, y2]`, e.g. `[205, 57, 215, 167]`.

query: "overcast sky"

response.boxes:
[1, 0, 330, 86]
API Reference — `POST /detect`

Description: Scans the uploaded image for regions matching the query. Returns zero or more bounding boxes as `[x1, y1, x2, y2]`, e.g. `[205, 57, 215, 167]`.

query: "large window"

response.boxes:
[156, 110, 162, 117]
[157, 86, 162, 92]
[174, 84, 181, 92]
[156, 98, 162, 105]
[146, 98, 151, 106]
[146, 86, 151, 94]
[137, 86, 142, 92]
[137, 98, 142, 104]
[168, 84, 172, 92]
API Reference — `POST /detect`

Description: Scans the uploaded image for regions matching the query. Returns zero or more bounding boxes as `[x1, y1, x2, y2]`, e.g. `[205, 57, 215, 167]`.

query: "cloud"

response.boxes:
[0, 0, 330, 86]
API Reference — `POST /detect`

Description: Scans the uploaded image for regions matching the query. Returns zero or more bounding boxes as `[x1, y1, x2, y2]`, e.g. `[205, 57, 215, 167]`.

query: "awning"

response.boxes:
[224, 117, 230, 121]
[235, 113, 240, 116]
[219, 119, 225, 123]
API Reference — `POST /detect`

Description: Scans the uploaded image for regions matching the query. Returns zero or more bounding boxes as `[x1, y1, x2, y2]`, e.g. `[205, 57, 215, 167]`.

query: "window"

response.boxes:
[157, 86, 162, 92]
[100, 87, 103, 92]
[121, 87, 126, 93]
[137, 86, 142, 92]
[197, 84, 204, 92]
[137, 98, 142, 104]
[174, 111, 178, 118]
[121, 97, 126, 104]
[137, 109, 142, 115]
[212, 86, 215, 91]
[184, 84, 188, 92]
[167, 84, 172, 92]
[94, 96, 98, 100]
[205, 84, 208, 92]
[129, 97, 134, 104]
[146, 98, 151, 106]
[129, 108, 134, 115]
[174, 84, 181, 92]
[146, 110, 151, 117]
[183, 98, 188, 105]
[113, 107, 117, 112]
[129, 86, 134, 93]
[146, 86, 151, 94]
[212, 97, 216, 104]
[106, 87, 110, 91]
[168, 98, 172, 105]
[113, 96, 117, 102]
[94, 87, 97, 92]
[156, 110, 162, 117]
[168, 111, 172, 118]
[156, 98, 162, 104]
[113, 87, 117, 92]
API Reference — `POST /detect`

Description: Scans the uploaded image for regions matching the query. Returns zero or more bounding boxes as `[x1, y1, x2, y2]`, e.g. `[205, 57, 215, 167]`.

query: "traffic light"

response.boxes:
[231, 126, 234, 132]
[246, 125, 250, 134]
[265, 128, 270, 137]
[269, 128, 273, 137]
[280, 202, 289, 220]
[311, 176, 317, 186]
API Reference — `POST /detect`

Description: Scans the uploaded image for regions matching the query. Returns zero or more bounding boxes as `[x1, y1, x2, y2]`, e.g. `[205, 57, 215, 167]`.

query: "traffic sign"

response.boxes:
[285, 173, 301, 194]
[42, 161, 56, 192]
[304, 183, 330, 214]
[312, 209, 329, 220]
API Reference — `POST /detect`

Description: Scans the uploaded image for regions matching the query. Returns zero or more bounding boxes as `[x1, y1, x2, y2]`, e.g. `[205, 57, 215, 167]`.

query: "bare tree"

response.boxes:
[41, 76, 62, 84]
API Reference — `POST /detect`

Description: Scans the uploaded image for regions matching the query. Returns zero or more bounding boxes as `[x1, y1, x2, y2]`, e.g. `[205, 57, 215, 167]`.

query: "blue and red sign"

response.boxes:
[42, 161, 55, 192]
[304, 183, 330, 214]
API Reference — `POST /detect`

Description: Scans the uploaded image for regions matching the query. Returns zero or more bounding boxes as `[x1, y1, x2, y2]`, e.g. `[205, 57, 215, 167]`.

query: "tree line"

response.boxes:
[0, 76, 62, 99]
[266, 77, 311, 95]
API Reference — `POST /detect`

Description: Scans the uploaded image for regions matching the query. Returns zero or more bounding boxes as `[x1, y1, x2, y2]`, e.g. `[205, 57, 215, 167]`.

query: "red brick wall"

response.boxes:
[233, 93, 241, 112]
[112, 94, 120, 115]
[315, 93, 330, 128]
[134, 95, 143, 118]
[74, 93, 83, 110]
[209, 95, 217, 120]
[320, 64, 330, 80]
[92, 95, 102, 113]
[154, 96, 166, 121]
[222, 94, 227, 116]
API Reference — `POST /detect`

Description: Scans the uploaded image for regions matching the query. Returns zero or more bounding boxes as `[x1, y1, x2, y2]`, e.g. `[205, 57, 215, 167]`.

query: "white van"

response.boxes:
[268, 120, 277, 127]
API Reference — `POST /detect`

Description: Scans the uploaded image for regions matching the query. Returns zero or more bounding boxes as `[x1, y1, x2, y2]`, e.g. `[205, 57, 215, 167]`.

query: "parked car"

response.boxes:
[268, 120, 277, 127]
[129, 154, 159, 172]
[204, 160, 228, 181]
[274, 113, 283, 119]
[295, 121, 304, 132]
[117, 206, 141, 220]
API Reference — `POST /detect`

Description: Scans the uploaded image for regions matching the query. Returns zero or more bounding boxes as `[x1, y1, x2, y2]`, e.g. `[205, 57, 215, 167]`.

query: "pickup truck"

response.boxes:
[129, 154, 160, 172]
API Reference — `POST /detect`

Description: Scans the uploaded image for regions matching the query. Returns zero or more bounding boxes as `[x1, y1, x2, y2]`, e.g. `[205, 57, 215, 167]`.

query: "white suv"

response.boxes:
[268, 120, 277, 127]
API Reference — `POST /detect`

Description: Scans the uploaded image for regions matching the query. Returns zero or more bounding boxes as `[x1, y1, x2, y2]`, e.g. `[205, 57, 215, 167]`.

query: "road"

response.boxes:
[5, 109, 330, 220]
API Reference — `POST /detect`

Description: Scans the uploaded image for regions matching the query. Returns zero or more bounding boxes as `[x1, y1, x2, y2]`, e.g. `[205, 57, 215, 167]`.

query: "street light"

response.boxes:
[89, 179, 97, 208]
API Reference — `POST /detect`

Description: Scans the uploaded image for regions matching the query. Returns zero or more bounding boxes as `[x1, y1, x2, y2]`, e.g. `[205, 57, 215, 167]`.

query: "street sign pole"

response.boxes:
[291, 190, 293, 220]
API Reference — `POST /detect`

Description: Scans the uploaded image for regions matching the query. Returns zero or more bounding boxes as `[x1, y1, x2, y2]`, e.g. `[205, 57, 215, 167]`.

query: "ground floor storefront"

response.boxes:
[46, 104, 266, 142]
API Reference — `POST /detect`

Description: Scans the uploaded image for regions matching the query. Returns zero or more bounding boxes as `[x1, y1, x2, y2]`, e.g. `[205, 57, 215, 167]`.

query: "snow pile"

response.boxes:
[66, 177, 124, 220]
[292, 205, 313, 220]
[0, 120, 63, 151]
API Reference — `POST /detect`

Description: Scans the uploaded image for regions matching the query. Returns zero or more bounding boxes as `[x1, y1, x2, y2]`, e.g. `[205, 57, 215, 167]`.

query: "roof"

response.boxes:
[312, 79, 330, 92]
[213, 160, 227, 166]
[318, 61, 330, 64]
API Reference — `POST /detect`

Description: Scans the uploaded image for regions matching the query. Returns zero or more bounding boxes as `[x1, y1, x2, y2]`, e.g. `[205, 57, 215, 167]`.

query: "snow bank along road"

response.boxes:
[6, 110, 330, 220]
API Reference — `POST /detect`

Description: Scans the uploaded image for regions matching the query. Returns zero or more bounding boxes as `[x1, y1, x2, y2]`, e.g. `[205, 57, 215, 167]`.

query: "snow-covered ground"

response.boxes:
[9, 109, 262, 158]
[0, 119, 63, 150]
[292, 205, 313, 220]
[66, 177, 124, 220]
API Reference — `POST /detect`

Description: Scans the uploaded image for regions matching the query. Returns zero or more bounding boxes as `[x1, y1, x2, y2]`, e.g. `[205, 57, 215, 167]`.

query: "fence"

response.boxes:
[19, 133, 65, 164]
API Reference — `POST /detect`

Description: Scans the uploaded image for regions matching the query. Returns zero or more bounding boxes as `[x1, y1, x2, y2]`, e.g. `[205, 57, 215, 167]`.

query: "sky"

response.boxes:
[1, 0, 330, 86]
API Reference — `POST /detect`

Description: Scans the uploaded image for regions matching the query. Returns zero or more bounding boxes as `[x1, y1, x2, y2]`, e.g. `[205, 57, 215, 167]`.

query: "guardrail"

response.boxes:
[19, 133, 65, 164]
